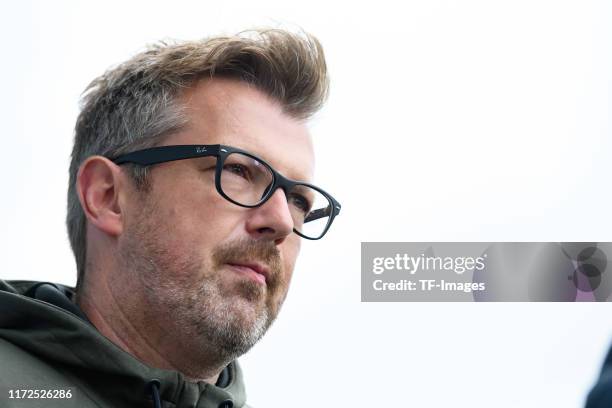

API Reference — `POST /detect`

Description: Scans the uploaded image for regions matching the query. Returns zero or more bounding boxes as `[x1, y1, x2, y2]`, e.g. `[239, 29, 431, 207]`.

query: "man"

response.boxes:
[586, 346, 612, 407]
[0, 29, 340, 408]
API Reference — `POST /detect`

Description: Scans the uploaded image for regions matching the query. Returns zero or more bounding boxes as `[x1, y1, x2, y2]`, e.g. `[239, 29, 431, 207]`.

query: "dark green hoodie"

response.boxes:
[0, 280, 250, 408]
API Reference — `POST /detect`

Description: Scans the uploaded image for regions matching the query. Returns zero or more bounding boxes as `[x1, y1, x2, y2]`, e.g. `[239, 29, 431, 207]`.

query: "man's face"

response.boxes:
[117, 78, 314, 360]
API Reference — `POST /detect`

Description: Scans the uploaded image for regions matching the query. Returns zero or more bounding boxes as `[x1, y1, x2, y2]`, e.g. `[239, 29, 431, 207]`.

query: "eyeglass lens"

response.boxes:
[220, 152, 332, 239]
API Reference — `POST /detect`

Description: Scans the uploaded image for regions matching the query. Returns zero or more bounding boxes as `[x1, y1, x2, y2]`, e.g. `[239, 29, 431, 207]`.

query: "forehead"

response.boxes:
[168, 78, 315, 182]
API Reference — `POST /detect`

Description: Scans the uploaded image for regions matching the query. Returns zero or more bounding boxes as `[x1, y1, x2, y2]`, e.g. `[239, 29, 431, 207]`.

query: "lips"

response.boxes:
[226, 261, 270, 285]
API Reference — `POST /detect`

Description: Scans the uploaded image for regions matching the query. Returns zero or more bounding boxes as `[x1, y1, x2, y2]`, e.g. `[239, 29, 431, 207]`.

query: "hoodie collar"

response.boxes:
[0, 280, 247, 408]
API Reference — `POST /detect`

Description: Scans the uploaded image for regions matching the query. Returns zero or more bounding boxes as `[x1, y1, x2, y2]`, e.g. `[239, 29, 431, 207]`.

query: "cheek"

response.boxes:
[159, 176, 236, 241]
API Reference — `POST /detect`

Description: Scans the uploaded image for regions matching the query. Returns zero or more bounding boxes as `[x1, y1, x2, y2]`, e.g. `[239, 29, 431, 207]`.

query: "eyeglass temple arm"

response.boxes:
[111, 146, 217, 165]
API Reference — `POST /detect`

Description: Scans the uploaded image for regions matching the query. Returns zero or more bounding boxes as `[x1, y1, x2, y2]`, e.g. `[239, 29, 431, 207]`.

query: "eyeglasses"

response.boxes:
[110, 144, 341, 240]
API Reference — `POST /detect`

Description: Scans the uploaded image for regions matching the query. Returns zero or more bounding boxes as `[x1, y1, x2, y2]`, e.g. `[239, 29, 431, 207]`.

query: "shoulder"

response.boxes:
[0, 337, 51, 373]
[0, 339, 86, 407]
[0, 338, 76, 386]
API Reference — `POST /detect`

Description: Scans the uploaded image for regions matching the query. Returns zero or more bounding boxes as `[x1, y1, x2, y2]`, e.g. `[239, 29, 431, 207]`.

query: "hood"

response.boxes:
[0, 279, 248, 408]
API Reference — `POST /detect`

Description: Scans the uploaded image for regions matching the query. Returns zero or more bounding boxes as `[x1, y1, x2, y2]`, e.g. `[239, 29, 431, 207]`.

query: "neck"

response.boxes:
[77, 277, 224, 384]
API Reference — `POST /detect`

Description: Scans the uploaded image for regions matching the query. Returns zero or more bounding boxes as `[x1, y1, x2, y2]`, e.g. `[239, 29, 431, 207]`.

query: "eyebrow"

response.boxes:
[218, 140, 313, 183]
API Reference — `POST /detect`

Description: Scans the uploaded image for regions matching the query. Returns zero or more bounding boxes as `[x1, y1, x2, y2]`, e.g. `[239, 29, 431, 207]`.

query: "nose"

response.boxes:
[245, 188, 294, 244]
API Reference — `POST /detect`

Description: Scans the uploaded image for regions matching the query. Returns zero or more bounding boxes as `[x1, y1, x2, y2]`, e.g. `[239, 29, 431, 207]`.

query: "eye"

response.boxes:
[288, 193, 311, 214]
[223, 163, 251, 180]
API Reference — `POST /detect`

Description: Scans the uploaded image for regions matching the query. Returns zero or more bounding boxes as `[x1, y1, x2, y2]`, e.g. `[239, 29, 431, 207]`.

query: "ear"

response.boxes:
[76, 156, 126, 237]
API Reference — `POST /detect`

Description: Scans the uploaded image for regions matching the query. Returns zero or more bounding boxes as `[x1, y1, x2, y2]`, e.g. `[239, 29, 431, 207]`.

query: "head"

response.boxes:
[67, 29, 330, 365]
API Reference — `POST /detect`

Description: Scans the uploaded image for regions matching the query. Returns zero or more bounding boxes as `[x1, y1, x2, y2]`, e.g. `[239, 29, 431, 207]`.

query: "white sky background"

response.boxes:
[1, 1, 611, 407]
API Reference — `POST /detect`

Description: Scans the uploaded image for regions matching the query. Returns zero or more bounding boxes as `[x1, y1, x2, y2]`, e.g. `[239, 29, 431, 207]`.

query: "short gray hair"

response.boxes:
[66, 29, 329, 292]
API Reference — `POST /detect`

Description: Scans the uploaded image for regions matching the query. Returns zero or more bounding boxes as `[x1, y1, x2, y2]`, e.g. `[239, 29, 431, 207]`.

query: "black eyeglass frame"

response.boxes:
[110, 144, 341, 240]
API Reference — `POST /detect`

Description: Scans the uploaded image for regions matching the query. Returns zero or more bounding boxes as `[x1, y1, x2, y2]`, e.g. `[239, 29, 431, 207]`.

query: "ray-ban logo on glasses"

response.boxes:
[196, 146, 207, 153]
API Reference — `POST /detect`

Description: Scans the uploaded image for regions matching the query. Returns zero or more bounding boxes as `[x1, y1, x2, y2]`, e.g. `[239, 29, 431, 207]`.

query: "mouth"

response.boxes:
[226, 262, 269, 286]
